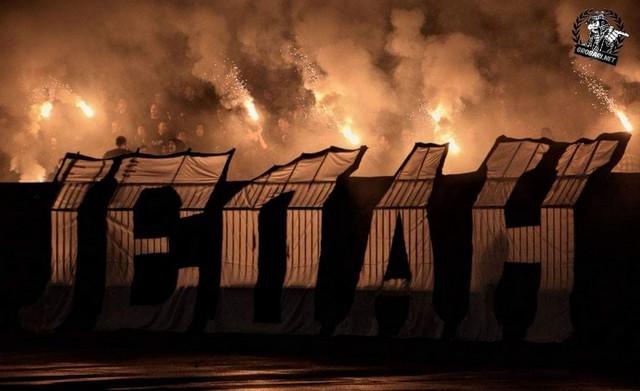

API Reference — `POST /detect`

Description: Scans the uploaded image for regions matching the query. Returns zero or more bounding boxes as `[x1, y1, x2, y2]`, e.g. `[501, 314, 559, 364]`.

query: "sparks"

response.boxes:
[244, 99, 259, 121]
[340, 123, 360, 146]
[574, 65, 633, 133]
[615, 110, 633, 132]
[39, 101, 53, 119]
[76, 100, 95, 118]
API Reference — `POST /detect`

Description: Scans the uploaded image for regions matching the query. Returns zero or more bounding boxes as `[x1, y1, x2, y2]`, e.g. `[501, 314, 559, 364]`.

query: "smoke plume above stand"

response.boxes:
[0, 0, 638, 181]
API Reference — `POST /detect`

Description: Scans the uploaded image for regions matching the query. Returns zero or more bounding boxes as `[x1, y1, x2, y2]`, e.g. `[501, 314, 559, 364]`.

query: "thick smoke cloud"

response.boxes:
[0, 0, 638, 181]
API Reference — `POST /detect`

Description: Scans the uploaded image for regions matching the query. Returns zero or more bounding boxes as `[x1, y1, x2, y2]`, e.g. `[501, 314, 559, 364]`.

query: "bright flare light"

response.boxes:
[447, 138, 461, 154]
[39, 101, 53, 118]
[615, 110, 633, 132]
[244, 100, 259, 121]
[76, 100, 95, 118]
[429, 105, 445, 123]
[428, 103, 460, 154]
[341, 124, 360, 146]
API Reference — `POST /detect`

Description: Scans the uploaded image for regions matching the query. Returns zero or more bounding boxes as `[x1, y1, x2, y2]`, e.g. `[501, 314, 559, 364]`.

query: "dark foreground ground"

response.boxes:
[1, 332, 640, 390]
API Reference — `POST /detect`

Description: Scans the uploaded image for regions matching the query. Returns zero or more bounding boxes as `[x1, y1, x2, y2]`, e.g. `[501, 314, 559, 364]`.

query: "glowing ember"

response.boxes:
[341, 123, 360, 145]
[244, 99, 259, 121]
[615, 110, 633, 132]
[75, 100, 95, 117]
[39, 101, 53, 118]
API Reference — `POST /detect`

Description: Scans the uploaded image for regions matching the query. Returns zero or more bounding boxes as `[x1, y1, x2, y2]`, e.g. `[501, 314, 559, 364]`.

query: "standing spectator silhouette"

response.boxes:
[191, 123, 213, 152]
[133, 125, 149, 149]
[103, 136, 132, 159]
[151, 121, 173, 154]
[113, 97, 134, 138]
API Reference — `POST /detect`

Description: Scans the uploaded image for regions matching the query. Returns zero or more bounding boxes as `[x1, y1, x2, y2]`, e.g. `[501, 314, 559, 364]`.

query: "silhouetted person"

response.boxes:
[103, 136, 131, 159]
[151, 121, 173, 154]
[192, 123, 213, 152]
[113, 97, 134, 137]
[275, 117, 290, 146]
[149, 103, 160, 122]
[147, 102, 164, 136]
[177, 131, 188, 145]
[177, 85, 200, 133]
[133, 125, 149, 149]
[110, 120, 123, 136]
[165, 138, 187, 154]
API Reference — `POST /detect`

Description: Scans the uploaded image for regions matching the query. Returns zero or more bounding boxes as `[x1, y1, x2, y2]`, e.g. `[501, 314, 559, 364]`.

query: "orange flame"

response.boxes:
[429, 104, 461, 154]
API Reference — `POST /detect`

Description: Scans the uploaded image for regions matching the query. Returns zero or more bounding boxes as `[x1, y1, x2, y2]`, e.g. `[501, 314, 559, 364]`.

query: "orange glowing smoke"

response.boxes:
[39, 101, 53, 119]
[75, 100, 95, 118]
[615, 110, 633, 132]
[243, 99, 259, 121]
[11, 156, 46, 183]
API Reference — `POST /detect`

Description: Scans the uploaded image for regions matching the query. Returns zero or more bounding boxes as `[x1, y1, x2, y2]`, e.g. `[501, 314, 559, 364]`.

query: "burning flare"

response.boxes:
[340, 121, 360, 146]
[243, 99, 259, 122]
[429, 105, 445, 124]
[75, 100, 95, 118]
[615, 110, 633, 132]
[447, 138, 460, 154]
[428, 103, 461, 154]
[39, 101, 53, 119]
